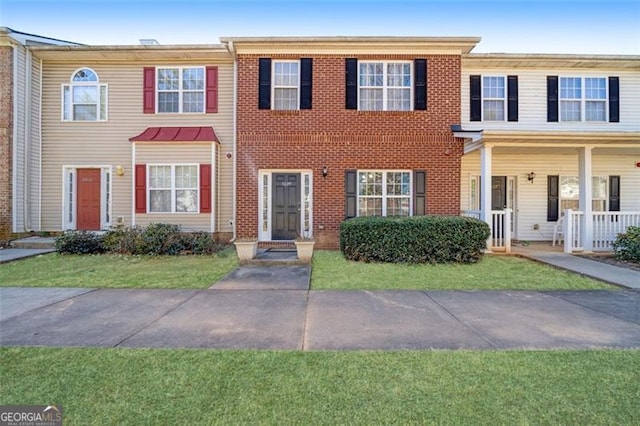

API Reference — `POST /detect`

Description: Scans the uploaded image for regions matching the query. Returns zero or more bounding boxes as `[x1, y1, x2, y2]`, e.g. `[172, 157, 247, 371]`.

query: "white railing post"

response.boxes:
[504, 208, 512, 253]
[563, 209, 573, 253]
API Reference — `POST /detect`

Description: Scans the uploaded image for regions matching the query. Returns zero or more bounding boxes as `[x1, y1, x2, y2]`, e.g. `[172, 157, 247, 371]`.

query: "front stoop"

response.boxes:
[10, 237, 57, 249]
[245, 249, 308, 266]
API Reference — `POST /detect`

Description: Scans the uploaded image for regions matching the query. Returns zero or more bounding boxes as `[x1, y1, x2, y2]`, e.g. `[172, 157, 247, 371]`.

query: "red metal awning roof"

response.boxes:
[129, 126, 219, 142]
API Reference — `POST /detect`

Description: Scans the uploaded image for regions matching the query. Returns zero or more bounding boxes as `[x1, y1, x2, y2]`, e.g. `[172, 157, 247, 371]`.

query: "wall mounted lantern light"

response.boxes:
[115, 165, 125, 176]
[322, 166, 328, 178]
[527, 171, 536, 183]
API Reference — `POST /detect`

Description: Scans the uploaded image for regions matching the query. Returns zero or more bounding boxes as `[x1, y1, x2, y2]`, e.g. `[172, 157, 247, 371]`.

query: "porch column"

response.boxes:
[480, 145, 493, 250]
[578, 147, 593, 252]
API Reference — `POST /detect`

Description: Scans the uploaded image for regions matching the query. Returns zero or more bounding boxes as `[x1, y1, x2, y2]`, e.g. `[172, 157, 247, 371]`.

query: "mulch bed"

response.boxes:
[581, 254, 640, 273]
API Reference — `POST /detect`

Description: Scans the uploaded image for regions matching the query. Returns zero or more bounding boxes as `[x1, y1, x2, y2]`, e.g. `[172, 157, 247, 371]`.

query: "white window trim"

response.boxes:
[271, 60, 300, 110]
[481, 75, 506, 122]
[156, 66, 206, 114]
[357, 170, 413, 217]
[147, 164, 200, 214]
[61, 67, 108, 122]
[61, 165, 112, 230]
[358, 61, 413, 111]
[559, 175, 609, 215]
[559, 76, 608, 122]
[258, 170, 313, 241]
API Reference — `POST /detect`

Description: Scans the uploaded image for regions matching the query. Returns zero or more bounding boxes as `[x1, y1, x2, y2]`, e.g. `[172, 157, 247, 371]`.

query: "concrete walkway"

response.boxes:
[1, 286, 638, 350]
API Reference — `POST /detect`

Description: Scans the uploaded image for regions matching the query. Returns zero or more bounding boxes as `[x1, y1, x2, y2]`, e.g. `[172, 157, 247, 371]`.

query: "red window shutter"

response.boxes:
[200, 164, 212, 213]
[135, 164, 147, 213]
[206, 66, 218, 113]
[143, 67, 155, 114]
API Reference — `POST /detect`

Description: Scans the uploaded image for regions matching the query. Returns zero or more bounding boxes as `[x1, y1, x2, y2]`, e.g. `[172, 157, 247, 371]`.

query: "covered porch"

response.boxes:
[457, 130, 640, 253]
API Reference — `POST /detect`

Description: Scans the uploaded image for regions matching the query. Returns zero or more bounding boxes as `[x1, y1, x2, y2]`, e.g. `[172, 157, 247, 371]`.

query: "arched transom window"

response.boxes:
[62, 67, 108, 121]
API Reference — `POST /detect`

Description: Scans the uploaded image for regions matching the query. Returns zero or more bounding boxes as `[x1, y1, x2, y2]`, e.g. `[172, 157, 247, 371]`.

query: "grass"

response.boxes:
[311, 250, 612, 290]
[0, 248, 238, 288]
[1, 347, 638, 425]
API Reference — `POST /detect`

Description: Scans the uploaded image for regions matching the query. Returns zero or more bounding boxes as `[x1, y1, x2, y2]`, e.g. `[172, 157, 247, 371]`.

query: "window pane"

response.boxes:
[158, 69, 179, 90]
[149, 166, 171, 188]
[387, 198, 410, 216]
[358, 198, 382, 216]
[73, 105, 97, 121]
[483, 76, 505, 98]
[592, 176, 607, 199]
[158, 92, 179, 113]
[585, 101, 605, 121]
[560, 101, 581, 121]
[560, 199, 579, 213]
[182, 68, 204, 90]
[175, 166, 197, 188]
[176, 190, 198, 212]
[387, 88, 411, 111]
[274, 88, 298, 110]
[386, 172, 410, 195]
[359, 88, 383, 111]
[387, 63, 410, 87]
[359, 63, 383, 86]
[585, 78, 606, 100]
[560, 176, 579, 199]
[359, 172, 383, 196]
[560, 77, 581, 99]
[99, 85, 107, 120]
[182, 92, 204, 113]
[63, 86, 71, 120]
[274, 62, 299, 86]
[149, 190, 171, 212]
[73, 68, 97, 82]
[73, 86, 97, 103]
[483, 100, 504, 121]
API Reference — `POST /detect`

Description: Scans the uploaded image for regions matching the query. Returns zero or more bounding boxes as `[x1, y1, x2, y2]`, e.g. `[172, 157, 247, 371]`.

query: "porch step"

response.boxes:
[258, 241, 296, 250]
[245, 249, 308, 266]
[10, 236, 57, 250]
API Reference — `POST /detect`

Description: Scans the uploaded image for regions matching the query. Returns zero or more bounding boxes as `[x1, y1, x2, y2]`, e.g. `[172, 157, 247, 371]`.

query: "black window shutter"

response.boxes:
[345, 170, 357, 218]
[547, 175, 559, 222]
[258, 58, 271, 109]
[345, 58, 358, 109]
[507, 75, 518, 122]
[547, 76, 559, 122]
[300, 58, 313, 109]
[609, 76, 620, 123]
[609, 175, 620, 212]
[414, 59, 427, 110]
[414, 170, 426, 216]
[470, 75, 481, 121]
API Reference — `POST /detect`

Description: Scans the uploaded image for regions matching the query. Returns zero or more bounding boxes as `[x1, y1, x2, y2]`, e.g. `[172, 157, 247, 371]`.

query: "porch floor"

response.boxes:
[512, 242, 639, 289]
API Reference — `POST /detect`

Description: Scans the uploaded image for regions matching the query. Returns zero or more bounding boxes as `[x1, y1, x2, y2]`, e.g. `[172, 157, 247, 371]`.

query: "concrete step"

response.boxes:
[244, 249, 309, 266]
[10, 236, 57, 250]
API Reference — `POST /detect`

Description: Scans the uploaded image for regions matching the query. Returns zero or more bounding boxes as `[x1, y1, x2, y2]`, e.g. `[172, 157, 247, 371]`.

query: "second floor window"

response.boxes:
[62, 68, 107, 121]
[273, 61, 299, 110]
[359, 62, 412, 111]
[157, 67, 205, 113]
[482, 76, 505, 121]
[560, 77, 607, 122]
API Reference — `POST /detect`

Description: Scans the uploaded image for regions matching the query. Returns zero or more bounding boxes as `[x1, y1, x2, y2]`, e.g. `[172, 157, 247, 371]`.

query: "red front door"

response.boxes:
[77, 169, 101, 230]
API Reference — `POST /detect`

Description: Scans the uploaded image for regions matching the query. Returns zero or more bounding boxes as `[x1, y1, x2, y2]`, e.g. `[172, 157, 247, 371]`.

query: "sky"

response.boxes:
[1, 0, 639, 54]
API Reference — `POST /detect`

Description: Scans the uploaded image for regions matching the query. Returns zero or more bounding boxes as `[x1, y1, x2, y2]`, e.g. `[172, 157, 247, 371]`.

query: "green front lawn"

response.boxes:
[1, 347, 638, 425]
[0, 248, 237, 288]
[311, 250, 612, 290]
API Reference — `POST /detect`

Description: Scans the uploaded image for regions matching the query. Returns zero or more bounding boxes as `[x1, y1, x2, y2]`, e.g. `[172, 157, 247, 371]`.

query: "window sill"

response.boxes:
[269, 110, 301, 116]
[356, 110, 415, 115]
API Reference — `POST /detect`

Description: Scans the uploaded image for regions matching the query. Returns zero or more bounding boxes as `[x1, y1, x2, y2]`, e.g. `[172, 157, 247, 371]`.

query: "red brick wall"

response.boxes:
[236, 54, 463, 248]
[0, 46, 13, 240]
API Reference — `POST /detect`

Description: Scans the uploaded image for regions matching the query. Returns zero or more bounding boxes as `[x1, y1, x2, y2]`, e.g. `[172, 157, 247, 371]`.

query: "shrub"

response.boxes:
[612, 226, 640, 263]
[103, 226, 143, 255]
[139, 223, 185, 255]
[340, 215, 490, 264]
[182, 231, 223, 255]
[55, 231, 105, 255]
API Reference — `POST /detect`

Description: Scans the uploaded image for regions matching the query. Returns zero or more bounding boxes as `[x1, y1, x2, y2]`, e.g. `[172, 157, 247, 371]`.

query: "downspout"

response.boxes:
[23, 48, 32, 231]
[11, 44, 18, 233]
[229, 40, 237, 241]
[37, 57, 43, 231]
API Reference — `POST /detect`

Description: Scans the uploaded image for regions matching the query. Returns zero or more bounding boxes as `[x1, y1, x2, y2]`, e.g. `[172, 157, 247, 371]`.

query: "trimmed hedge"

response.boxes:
[612, 226, 640, 263]
[340, 215, 490, 264]
[56, 224, 223, 256]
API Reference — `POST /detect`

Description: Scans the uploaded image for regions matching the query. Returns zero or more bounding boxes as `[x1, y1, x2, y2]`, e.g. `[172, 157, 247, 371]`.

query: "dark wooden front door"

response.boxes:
[272, 173, 300, 240]
[77, 169, 101, 230]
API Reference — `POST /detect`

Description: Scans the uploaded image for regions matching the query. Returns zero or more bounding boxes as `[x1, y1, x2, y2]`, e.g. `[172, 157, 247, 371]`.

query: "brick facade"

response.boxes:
[0, 46, 13, 240]
[236, 54, 464, 248]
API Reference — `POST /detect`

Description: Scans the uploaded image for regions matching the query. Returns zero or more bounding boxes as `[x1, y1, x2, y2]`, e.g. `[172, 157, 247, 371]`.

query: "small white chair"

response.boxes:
[552, 216, 564, 247]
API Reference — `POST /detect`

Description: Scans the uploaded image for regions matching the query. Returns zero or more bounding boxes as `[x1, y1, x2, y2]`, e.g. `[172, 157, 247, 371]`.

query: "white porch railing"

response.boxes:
[564, 210, 640, 252]
[461, 209, 512, 253]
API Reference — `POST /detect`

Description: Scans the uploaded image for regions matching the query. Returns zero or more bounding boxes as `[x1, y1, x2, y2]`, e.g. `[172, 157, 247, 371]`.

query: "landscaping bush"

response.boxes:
[139, 223, 185, 255]
[103, 226, 143, 255]
[55, 231, 105, 255]
[182, 231, 223, 255]
[340, 215, 490, 264]
[612, 226, 640, 263]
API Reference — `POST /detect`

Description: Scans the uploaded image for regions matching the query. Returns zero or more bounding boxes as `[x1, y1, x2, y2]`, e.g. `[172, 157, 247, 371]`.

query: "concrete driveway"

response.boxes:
[1, 287, 639, 350]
